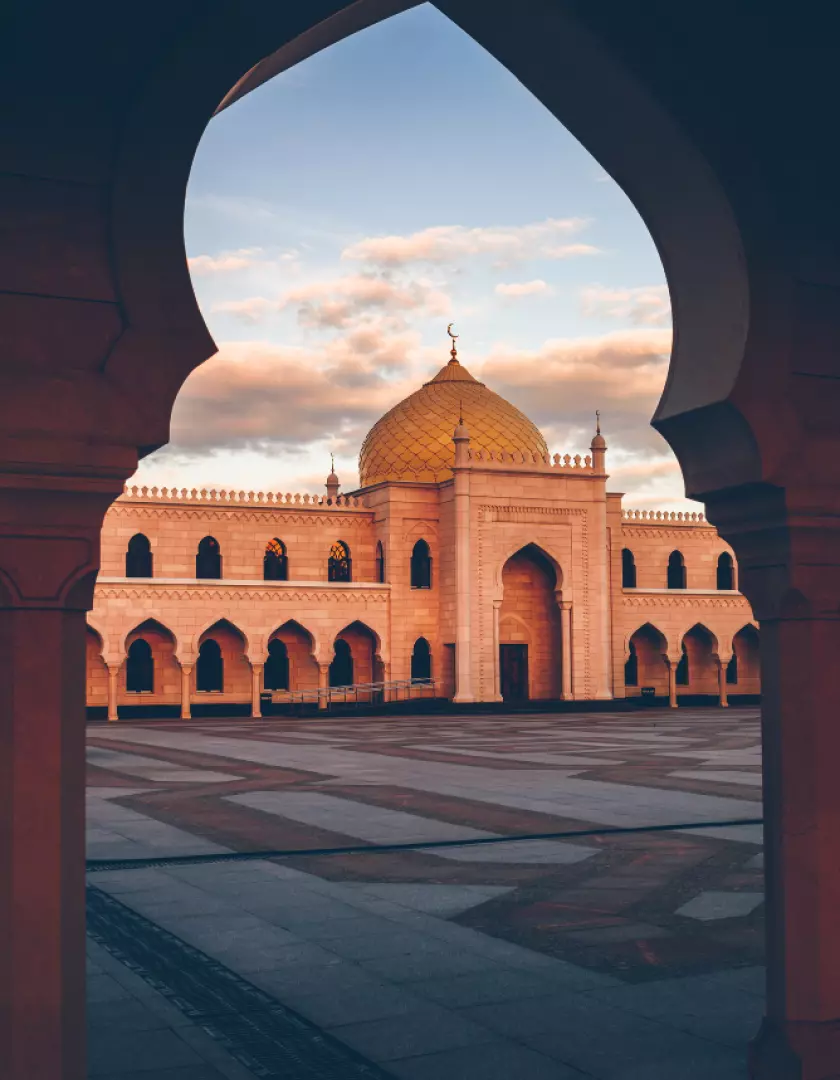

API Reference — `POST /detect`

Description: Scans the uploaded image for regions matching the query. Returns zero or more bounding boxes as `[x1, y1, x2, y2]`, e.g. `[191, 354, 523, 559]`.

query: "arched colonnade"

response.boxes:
[625, 621, 760, 707]
[86, 616, 394, 719]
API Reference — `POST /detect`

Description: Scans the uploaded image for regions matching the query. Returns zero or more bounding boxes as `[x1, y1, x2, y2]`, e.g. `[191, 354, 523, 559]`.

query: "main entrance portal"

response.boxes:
[500, 644, 529, 703]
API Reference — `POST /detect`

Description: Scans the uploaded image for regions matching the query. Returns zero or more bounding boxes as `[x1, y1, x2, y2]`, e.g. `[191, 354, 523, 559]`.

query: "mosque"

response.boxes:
[85, 329, 760, 719]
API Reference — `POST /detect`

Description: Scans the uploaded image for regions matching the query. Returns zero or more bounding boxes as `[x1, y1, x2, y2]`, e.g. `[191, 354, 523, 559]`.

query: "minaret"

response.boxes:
[451, 326, 474, 702]
[590, 411, 612, 699]
[326, 454, 340, 501]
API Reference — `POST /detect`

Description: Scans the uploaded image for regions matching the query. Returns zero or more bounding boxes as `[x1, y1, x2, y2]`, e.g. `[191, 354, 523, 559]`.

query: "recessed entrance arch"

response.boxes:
[498, 544, 562, 701]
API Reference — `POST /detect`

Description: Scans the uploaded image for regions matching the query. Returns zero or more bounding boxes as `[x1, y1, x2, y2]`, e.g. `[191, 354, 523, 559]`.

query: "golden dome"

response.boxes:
[358, 347, 549, 487]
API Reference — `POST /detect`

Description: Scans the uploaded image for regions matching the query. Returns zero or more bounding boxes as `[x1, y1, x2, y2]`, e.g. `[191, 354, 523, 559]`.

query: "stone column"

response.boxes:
[667, 658, 678, 708]
[702, 489, 840, 1080]
[180, 665, 192, 719]
[318, 663, 329, 710]
[452, 419, 474, 702]
[106, 665, 120, 722]
[559, 600, 573, 700]
[250, 663, 263, 718]
[491, 600, 503, 701]
[589, 423, 612, 699]
[0, 483, 118, 1080]
[717, 656, 730, 708]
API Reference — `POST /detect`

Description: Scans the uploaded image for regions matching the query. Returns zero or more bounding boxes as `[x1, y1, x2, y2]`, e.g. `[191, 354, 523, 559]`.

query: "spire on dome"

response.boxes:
[591, 410, 607, 454]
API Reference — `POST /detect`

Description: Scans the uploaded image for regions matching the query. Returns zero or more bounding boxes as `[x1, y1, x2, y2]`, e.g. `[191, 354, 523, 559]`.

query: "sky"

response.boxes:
[133, 3, 686, 508]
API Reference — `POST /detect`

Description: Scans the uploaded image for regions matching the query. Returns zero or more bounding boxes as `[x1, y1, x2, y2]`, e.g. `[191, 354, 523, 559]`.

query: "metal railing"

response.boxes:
[264, 678, 437, 714]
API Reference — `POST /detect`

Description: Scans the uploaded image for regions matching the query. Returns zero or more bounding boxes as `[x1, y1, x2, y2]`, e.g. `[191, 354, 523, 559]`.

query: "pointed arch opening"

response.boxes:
[268, 620, 318, 693]
[375, 540, 385, 583]
[667, 550, 687, 589]
[680, 623, 719, 694]
[732, 624, 761, 695]
[264, 538, 289, 581]
[196, 535, 222, 579]
[411, 637, 432, 681]
[410, 539, 432, 589]
[716, 551, 735, 590]
[331, 621, 379, 688]
[621, 548, 637, 589]
[196, 619, 248, 697]
[264, 639, 289, 691]
[626, 623, 668, 697]
[125, 533, 153, 577]
[86, 626, 108, 708]
[328, 539, 352, 582]
[499, 544, 561, 702]
[126, 639, 154, 693]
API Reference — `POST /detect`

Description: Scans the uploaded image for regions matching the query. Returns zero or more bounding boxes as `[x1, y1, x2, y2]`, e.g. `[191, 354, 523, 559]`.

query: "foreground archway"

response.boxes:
[5, 4, 840, 1078]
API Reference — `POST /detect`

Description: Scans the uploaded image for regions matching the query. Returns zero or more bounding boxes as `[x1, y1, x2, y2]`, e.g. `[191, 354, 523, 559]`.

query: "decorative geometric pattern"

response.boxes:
[358, 357, 549, 487]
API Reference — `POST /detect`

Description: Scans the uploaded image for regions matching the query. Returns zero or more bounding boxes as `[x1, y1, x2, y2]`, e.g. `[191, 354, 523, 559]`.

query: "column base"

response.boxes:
[750, 1016, 840, 1079]
[452, 693, 475, 704]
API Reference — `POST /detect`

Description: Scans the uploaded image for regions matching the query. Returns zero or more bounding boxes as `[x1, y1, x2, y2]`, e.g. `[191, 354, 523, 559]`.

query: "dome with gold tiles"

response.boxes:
[358, 340, 549, 487]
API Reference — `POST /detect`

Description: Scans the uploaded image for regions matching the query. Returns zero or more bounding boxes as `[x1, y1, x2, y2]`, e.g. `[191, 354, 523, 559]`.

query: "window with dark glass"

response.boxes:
[716, 552, 734, 590]
[676, 644, 689, 685]
[264, 639, 289, 690]
[196, 536, 222, 579]
[667, 550, 686, 589]
[126, 638, 154, 692]
[726, 652, 739, 685]
[624, 641, 638, 686]
[196, 638, 223, 691]
[621, 548, 636, 588]
[125, 533, 153, 578]
[410, 539, 432, 589]
[375, 541, 385, 583]
[411, 637, 432, 681]
[329, 639, 353, 686]
[264, 538, 289, 581]
[328, 540, 352, 582]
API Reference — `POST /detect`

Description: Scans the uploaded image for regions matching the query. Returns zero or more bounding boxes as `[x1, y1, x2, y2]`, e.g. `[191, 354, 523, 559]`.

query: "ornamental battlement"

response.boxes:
[118, 486, 369, 509]
[621, 508, 708, 524]
[467, 448, 594, 471]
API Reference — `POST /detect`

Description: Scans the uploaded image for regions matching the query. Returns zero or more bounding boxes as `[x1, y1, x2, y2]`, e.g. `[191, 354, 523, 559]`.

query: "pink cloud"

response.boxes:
[188, 248, 263, 275]
[342, 218, 596, 266]
[581, 284, 671, 326]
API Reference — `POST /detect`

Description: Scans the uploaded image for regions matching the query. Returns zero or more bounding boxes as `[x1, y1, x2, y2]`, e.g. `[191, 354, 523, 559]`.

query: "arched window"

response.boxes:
[126, 638, 154, 692]
[676, 643, 689, 686]
[375, 541, 385, 583]
[411, 637, 432, 681]
[726, 652, 739, 685]
[125, 533, 153, 578]
[716, 551, 734, 590]
[667, 550, 686, 589]
[328, 540, 352, 582]
[196, 536, 222, 579]
[264, 538, 288, 581]
[410, 539, 432, 589]
[621, 548, 637, 588]
[624, 641, 638, 687]
[264, 639, 289, 691]
[196, 639, 223, 691]
[329, 638, 353, 687]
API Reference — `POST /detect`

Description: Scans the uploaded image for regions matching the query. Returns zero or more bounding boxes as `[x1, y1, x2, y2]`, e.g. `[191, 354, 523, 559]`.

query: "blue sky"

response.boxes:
[135, 3, 683, 507]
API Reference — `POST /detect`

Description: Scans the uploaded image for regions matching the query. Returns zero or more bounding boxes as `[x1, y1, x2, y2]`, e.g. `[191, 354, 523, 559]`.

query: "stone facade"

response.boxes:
[87, 454, 758, 719]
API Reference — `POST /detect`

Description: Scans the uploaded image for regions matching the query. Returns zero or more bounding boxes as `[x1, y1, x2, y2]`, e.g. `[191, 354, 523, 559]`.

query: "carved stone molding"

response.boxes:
[107, 505, 374, 527]
[478, 505, 587, 524]
[623, 595, 749, 609]
[621, 526, 716, 540]
[95, 585, 389, 603]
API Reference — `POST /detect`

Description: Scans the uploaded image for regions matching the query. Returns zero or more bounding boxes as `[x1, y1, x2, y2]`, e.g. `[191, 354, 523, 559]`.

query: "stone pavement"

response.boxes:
[86, 709, 766, 1077]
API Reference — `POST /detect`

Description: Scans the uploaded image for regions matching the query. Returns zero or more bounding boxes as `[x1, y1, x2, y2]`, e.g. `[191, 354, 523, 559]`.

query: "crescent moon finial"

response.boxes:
[447, 322, 459, 363]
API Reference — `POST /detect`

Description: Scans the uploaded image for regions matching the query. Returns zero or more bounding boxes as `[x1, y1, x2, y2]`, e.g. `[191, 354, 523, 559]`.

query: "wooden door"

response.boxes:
[500, 644, 529, 703]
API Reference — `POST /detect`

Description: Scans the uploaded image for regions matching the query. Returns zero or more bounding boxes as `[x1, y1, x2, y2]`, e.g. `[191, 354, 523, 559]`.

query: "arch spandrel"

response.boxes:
[493, 541, 564, 600]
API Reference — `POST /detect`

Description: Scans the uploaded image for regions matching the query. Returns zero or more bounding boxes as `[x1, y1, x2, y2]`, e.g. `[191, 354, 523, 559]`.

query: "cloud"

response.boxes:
[212, 274, 450, 329]
[188, 248, 263, 275]
[477, 328, 673, 456]
[495, 279, 552, 298]
[160, 328, 423, 460]
[342, 219, 598, 267]
[581, 284, 671, 326]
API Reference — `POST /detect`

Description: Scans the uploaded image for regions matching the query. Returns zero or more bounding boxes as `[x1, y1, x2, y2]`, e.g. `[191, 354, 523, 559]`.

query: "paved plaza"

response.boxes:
[86, 708, 766, 1078]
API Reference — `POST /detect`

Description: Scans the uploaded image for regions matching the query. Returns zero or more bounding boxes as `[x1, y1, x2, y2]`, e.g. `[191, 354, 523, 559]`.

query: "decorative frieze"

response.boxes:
[108, 505, 373, 526]
[95, 585, 390, 604]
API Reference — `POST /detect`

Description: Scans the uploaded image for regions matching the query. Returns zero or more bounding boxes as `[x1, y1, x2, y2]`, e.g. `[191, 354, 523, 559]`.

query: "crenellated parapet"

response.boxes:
[467, 449, 594, 471]
[622, 508, 708, 524]
[118, 486, 368, 509]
